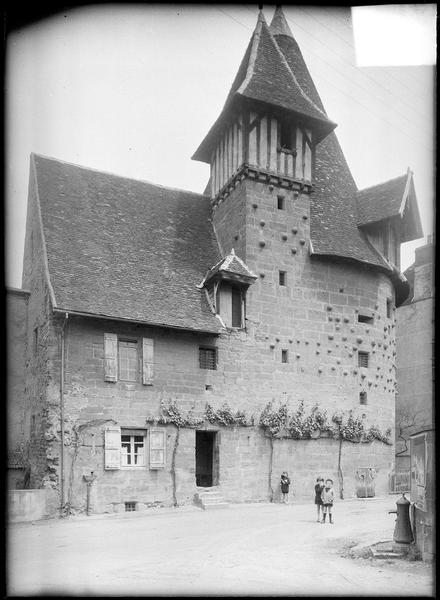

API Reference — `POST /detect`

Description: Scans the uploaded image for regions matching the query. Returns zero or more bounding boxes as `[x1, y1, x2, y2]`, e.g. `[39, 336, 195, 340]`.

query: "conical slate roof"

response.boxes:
[193, 10, 336, 163]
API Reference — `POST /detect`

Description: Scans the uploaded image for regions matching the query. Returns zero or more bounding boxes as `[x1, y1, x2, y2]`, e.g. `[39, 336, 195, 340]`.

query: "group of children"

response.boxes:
[280, 472, 335, 524]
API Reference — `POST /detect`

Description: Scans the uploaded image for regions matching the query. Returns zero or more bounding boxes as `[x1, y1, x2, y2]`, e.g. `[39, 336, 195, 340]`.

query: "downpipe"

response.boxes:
[60, 312, 69, 513]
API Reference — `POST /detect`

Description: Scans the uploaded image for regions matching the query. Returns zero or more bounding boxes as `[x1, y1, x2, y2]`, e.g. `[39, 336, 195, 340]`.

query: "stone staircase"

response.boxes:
[194, 486, 229, 510]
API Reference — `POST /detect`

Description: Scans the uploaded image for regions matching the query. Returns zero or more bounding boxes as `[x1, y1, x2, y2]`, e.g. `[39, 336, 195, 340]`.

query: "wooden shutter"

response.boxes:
[142, 338, 154, 385]
[149, 428, 166, 469]
[104, 333, 118, 382]
[104, 425, 121, 469]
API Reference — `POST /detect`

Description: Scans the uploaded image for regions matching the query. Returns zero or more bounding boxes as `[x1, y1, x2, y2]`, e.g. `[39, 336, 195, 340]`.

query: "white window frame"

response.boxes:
[118, 339, 138, 382]
[120, 430, 146, 468]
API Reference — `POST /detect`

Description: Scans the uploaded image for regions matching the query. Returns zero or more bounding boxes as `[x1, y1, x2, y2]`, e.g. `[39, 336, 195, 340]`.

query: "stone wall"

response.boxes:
[7, 288, 29, 488]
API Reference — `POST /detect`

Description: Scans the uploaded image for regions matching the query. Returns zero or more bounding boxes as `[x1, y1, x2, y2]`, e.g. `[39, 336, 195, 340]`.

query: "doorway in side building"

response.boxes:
[195, 430, 219, 486]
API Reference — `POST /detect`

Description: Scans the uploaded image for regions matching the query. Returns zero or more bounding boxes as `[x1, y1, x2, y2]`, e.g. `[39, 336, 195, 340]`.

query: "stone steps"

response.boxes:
[194, 487, 229, 510]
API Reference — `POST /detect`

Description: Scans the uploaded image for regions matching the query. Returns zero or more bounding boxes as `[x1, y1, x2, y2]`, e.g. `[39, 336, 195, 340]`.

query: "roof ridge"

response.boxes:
[357, 172, 408, 194]
[31, 152, 207, 198]
[236, 12, 265, 95]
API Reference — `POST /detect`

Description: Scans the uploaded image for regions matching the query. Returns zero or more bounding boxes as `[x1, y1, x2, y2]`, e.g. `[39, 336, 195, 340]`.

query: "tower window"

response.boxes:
[281, 349, 288, 363]
[386, 298, 392, 319]
[199, 347, 217, 370]
[358, 313, 373, 324]
[358, 351, 369, 368]
[359, 392, 367, 405]
[279, 271, 287, 286]
[279, 120, 293, 151]
[277, 195, 285, 210]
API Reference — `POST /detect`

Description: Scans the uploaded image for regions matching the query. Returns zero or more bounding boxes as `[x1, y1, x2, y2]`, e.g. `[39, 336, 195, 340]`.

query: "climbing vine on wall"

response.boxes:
[145, 399, 204, 428]
[205, 402, 253, 427]
[259, 401, 392, 445]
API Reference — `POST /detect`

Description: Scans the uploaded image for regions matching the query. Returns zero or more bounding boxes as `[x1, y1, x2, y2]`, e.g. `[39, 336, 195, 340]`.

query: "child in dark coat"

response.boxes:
[280, 472, 291, 504]
[314, 477, 325, 522]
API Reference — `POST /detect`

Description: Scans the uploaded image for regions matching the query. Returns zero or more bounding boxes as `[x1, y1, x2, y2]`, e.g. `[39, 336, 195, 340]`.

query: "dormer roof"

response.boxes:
[199, 249, 257, 287]
[356, 169, 423, 242]
[192, 10, 336, 163]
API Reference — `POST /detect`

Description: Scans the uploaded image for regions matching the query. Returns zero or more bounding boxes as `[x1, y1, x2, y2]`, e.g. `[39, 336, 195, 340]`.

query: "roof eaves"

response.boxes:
[52, 306, 222, 335]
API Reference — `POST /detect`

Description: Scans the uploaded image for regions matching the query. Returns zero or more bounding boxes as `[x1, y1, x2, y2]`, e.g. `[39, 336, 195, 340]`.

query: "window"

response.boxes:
[121, 431, 145, 467]
[125, 502, 136, 512]
[118, 340, 138, 381]
[386, 298, 392, 319]
[216, 283, 245, 328]
[277, 195, 285, 210]
[359, 392, 367, 405]
[231, 286, 243, 327]
[358, 351, 369, 368]
[33, 327, 39, 354]
[279, 271, 287, 286]
[281, 349, 289, 363]
[199, 347, 217, 370]
[358, 314, 373, 324]
[279, 120, 293, 151]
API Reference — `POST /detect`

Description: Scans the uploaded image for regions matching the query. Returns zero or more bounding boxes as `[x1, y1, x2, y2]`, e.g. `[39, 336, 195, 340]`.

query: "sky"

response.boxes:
[5, 4, 436, 289]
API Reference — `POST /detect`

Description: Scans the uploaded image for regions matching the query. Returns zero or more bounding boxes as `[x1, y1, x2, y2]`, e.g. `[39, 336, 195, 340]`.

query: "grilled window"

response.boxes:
[199, 347, 217, 370]
[125, 502, 136, 512]
[118, 340, 138, 381]
[358, 351, 369, 368]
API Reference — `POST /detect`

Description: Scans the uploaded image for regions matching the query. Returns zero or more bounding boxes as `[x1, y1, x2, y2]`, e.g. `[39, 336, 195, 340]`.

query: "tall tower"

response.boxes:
[192, 9, 336, 259]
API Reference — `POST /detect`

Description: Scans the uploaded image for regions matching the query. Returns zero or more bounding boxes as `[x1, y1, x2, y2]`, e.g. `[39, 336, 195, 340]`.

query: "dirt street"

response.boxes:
[7, 496, 434, 596]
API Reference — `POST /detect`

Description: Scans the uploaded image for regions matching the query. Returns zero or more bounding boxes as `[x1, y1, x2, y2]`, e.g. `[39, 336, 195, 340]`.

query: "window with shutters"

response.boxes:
[118, 340, 138, 381]
[104, 334, 154, 385]
[199, 347, 217, 370]
[121, 430, 146, 467]
[358, 351, 369, 368]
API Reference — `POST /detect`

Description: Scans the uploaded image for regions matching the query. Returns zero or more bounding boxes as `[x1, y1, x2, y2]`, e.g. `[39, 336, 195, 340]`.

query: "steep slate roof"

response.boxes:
[356, 170, 423, 241]
[32, 154, 223, 333]
[269, 9, 391, 271]
[193, 11, 336, 163]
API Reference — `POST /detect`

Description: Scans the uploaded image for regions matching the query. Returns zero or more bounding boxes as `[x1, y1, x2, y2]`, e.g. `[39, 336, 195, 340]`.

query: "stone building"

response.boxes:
[395, 235, 434, 560]
[13, 8, 423, 516]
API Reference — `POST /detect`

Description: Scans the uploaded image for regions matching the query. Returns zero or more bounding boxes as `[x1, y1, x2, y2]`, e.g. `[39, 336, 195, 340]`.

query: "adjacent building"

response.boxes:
[10, 8, 423, 516]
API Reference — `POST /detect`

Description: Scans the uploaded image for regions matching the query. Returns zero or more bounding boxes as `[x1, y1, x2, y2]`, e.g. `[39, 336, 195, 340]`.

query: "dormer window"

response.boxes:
[200, 249, 257, 330]
[216, 283, 244, 328]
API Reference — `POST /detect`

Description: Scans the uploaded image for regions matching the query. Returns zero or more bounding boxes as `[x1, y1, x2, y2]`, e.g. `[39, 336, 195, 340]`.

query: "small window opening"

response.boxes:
[359, 392, 367, 405]
[33, 327, 39, 354]
[279, 271, 287, 286]
[358, 314, 373, 324]
[281, 349, 288, 363]
[277, 195, 285, 210]
[231, 286, 243, 328]
[279, 121, 293, 150]
[358, 351, 369, 368]
[125, 502, 136, 512]
[386, 298, 392, 319]
[205, 384, 213, 392]
[199, 347, 217, 370]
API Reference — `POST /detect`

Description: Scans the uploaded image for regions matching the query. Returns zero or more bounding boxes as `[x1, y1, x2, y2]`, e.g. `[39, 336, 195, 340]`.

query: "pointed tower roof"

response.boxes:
[193, 9, 336, 163]
[269, 5, 294, 37]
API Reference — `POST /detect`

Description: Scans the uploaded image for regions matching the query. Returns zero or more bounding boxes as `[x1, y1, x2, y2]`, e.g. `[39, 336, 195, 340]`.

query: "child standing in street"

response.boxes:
[314, 477, 325, 522]
[280, 472, 291, 503]
[321, 478, 334, 523]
